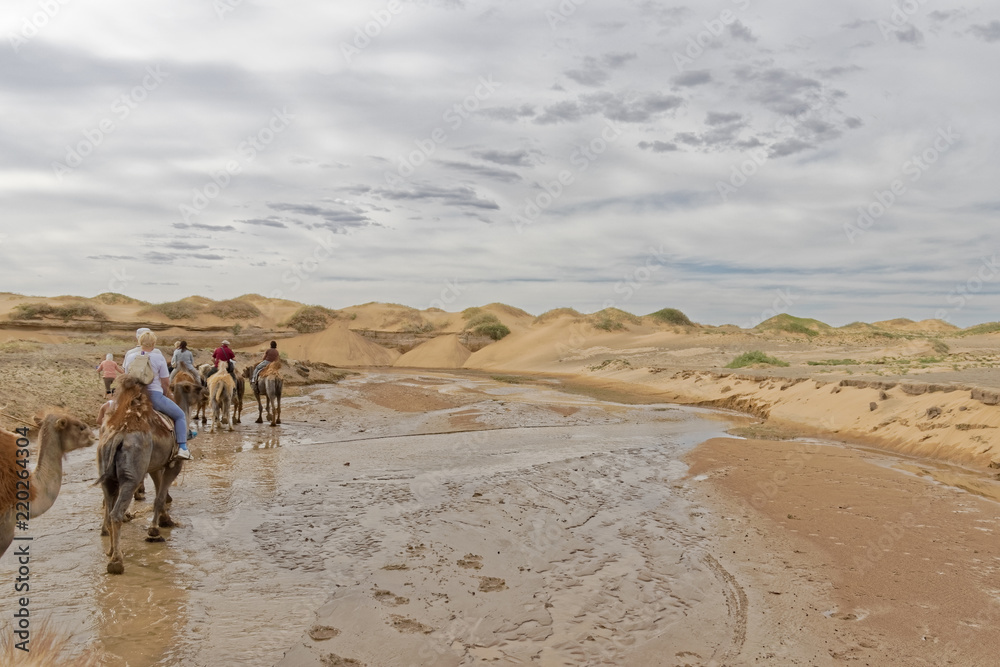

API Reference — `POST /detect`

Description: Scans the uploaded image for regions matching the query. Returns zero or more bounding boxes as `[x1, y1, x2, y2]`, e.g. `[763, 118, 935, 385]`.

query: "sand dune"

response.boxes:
[278, 322, 400, 367]
[394, 334, 471, 368]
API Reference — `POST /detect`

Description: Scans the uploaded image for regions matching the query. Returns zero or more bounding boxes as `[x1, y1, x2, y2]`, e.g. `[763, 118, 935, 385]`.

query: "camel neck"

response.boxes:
[30, 426, 64, 518]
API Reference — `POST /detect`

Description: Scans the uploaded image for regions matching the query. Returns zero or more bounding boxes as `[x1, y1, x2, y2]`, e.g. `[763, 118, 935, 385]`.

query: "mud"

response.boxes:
[2, 372, 744, 665]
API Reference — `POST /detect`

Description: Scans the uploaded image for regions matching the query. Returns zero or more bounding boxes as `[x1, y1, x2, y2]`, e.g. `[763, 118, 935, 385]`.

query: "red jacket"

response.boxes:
[213, 345, 235, 367]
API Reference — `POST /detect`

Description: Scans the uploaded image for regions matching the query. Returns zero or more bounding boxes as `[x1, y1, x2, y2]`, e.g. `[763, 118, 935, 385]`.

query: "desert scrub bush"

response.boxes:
[139, 300, 203, 320]
[281, 305, 338, 333]
[807, 359, 859, 366]
[10, 303, 108, 321]
[474, 322, 511, 340]
[589, 308, 640, 331]
[781, 321, 818, 337]
[930, 339, 950, 355]
[725, 351, 790, 368]
[647, 308, 693, 326]
[214, 299, 263, 320]
[92, 292, 147, 306]
[403, 321, 435, 334]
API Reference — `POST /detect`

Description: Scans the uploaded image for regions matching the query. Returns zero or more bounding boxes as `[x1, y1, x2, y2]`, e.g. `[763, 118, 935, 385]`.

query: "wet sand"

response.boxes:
[3, 371, 999, 666]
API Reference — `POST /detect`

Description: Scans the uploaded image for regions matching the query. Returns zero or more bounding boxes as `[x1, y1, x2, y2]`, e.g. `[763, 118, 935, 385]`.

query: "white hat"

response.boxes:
[136, 327, 152, 339]
[222, 340, 231, 345]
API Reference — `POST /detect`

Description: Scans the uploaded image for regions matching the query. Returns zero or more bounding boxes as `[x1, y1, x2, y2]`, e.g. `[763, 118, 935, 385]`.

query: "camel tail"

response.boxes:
[94, 431, 126, 487]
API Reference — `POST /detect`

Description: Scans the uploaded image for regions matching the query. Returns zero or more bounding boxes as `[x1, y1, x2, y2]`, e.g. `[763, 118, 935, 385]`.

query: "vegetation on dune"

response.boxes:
[807, 359, 860, 366]
[462, 309, 510, 340]
[931, 339, 950, 356]
[213, 299, 263, 320]
[533, 307, 583, 323]
[280, 305, 339, 333]
[92, 292, 148, 306]
[755, 314, 829, 337]
[10, 303, 108, 321]
[647, 308, 694, 326]
[139, 300, 203, 320]
[589, 308, 640, 332]
[725, 350, 790, 368]
[961, 322, 1000, 336]
[482, 302, 533, 319]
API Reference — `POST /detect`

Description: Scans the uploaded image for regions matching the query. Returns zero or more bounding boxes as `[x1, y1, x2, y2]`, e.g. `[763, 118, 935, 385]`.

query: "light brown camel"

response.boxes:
[96, 376, 202, 575]
[131, 368, 204, 502]
[208, 371, 235, 432]
[243, 360, 282, 426]
[0, 412, 94, 559]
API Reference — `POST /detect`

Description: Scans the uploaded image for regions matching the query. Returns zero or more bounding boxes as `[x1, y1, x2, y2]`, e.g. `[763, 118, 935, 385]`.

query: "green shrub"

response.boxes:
[92, 292, 147, 306]
[725, 350, 790, 368]
[281, 305, 338, 333]
[214, 299, 263, 320]
[807, 359, 859, 366]
[139, 301, 203, 320]
[648, 308, 693, 326]
[782, 321, 818, 337]
[465, 312, 501, 328]
[931, 339, 950, 355]
[10, 303, 108, 321]
[473, 322, 510, 340]
[592, 317, 626, 331]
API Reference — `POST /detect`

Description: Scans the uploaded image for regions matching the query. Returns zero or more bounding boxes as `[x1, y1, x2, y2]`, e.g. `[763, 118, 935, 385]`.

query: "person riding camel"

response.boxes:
[251, 340, 280, 384]
[123, 327, 195, 460]
[206, 339, 238, 384]
[169, 340, 201, 384]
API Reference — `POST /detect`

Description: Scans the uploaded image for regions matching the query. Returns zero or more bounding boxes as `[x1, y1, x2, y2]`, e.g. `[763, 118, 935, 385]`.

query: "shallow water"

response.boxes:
[2, 372, 736, 666]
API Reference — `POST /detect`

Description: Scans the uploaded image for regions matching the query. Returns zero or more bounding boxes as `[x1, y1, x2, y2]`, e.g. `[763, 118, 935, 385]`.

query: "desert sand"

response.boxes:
[1, 293, 999, 665]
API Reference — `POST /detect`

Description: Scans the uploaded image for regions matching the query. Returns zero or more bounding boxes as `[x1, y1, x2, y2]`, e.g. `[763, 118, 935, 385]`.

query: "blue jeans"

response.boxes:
[149, 390, 187, 446]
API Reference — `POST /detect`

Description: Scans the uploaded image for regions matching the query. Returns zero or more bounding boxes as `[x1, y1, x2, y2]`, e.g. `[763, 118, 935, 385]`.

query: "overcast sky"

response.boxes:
[1, 0, 998, 327]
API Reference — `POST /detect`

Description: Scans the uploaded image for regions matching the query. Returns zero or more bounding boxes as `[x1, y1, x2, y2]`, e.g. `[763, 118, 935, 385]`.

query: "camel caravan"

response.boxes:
[0, 330, 283, 577]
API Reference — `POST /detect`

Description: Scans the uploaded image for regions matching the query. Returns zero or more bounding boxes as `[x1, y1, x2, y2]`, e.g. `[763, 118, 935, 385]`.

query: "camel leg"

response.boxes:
[254, 386, 264, 423]
[149, 462, 182, 538]
[134, 476, 146, 501]
[107, 476, 140, 574]
[100, 480, 118, 539]
[0, 511, 14, 559]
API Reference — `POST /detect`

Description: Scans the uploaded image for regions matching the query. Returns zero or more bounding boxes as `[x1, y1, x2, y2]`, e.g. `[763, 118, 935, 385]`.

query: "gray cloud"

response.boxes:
[969, 21, 1000, 42]
[769, 138, 815, 157]
[706, 111, 743, 126]
[437, 160, 523, 183]
[471, 149, 537, 166]
[729, 20, 756, 42]
[478, 104, 536, 122]
[895, 26, 925, 44]
[638, 140, 679, 152]
[673, 70, 712, 87]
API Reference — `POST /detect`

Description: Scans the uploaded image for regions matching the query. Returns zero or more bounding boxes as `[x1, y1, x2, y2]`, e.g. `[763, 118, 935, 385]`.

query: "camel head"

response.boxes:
[173, 381, 205, 415]
[33, 411, 95, 456]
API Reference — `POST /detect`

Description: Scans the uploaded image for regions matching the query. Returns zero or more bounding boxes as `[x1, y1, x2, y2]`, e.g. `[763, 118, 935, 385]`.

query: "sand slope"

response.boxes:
[278, 322, 400, 367]
[394, 334, 471, 368]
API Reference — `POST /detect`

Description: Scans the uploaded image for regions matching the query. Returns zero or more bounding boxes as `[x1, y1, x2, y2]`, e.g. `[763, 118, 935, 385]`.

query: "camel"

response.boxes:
[232, 373, 245, 425]
[1, 411, 94, 559]
[96, 376, 202, 575]
[208, 371, 235, 432]
[243, 360, 283, 426]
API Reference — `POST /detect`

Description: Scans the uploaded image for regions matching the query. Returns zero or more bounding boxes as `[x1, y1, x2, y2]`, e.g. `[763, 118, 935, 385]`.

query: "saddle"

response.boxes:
[152, 410, 174, 433]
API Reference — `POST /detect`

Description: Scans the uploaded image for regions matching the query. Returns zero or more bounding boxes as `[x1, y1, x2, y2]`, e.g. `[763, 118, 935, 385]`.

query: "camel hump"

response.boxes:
[259, 359, 282, 378]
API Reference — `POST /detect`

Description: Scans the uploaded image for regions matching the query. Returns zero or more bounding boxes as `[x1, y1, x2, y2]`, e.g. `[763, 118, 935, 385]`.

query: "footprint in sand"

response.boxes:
[478, 576, 507, 592]
[389, 614, 433, 634]
[457, 554, 483, 569]
[373, 589, 409, 606]
[308, 625, 341, 641]
[320, 654, 364, 666]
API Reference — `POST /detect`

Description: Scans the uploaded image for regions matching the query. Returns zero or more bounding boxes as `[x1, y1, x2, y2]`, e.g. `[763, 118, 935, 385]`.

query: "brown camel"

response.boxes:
[96, 376, 202, 575]
[0, 411, 94, 559]
[243, 360, 282, 426]
[208, 371, 235, 432]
